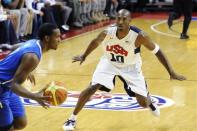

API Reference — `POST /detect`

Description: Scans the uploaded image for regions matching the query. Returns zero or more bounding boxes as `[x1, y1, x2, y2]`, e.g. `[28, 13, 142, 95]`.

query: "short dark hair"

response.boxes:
[38, 23, 58, 41]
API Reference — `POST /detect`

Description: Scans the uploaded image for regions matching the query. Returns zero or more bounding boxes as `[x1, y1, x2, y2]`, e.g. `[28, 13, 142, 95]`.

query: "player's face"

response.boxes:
[48, 29, 61, 50]
[116, 15, 131, 30]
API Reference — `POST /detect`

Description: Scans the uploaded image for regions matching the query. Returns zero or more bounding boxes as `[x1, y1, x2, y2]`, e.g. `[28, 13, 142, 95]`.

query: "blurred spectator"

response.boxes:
[25, 0, 44, 37]
[80, 0, 94, 25]
[0, 20, 18, 44]
[42, 0, 72, 31]
[66, 0, 83, 28]
[117, 0, 126, 11]
[104, 0, 118, 19]
[1, 0, 32, 41]
[90, 0, 108, 23]
[0, 0, 17, 44]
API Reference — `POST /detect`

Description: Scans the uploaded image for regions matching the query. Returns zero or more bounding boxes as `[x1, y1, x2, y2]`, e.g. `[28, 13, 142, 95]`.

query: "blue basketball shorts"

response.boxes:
[0, 92, 25, 127]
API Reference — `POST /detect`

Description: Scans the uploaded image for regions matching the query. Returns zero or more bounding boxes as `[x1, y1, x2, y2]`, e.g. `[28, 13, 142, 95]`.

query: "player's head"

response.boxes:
[116, 9, 131, 31]
[38, 23, 61, 51]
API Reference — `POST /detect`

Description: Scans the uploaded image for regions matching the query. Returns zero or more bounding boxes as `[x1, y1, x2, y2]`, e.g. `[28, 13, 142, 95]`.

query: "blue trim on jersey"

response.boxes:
[130, 26, 142, 33]
[134, 47, 141, 54]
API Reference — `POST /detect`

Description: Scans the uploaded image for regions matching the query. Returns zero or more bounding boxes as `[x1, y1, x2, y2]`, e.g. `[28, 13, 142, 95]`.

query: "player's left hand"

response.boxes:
[72, 54, 85, 65]
[33, 86, 51, 109]
[170, 72, 186, 81]
[33, 91, 51, 109]
[27, 73, 36, 86]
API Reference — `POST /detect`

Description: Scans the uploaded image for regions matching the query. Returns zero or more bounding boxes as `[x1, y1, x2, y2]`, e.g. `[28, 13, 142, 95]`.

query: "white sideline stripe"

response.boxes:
[150, 20, 179, 38]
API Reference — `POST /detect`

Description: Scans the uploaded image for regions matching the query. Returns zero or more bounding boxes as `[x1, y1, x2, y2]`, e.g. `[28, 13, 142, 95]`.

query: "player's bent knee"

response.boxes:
[88, 84, 102, 94]
[80, 87, 95, 97]
[13, 117, 27, 130]
[13, 122, 27, 130]
[80, 84, 105, 99]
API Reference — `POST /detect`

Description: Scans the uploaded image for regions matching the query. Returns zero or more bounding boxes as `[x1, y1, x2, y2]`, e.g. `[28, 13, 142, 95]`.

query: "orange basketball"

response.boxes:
[44, 81, 67, 106]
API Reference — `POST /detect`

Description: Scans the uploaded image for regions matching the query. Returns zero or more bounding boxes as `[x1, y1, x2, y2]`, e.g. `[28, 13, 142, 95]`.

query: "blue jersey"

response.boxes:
[0, 40, 42, 127]
[0, 39, 42, 83]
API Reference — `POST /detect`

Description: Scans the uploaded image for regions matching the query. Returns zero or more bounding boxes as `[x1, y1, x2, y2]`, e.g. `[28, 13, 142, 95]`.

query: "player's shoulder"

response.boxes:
[20, 39, 38, 49]
[24, 39, 37, 45]
[22, 52, 40, 63]
[130, 26, 142, 34]
[17, 39, 40, 56]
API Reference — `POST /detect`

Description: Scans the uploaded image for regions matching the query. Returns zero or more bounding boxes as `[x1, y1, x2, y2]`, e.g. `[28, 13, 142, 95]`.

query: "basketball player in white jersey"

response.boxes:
[62, 9, 186, 131]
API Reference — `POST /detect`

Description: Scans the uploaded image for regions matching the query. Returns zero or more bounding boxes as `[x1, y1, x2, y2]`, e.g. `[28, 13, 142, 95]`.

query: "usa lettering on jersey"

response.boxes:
[106, 44, 128, 56]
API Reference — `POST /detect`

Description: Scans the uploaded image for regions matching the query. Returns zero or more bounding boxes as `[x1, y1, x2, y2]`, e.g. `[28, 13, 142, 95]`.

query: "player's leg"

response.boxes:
[73, 59, 116, 116]
[12, 116, 27, 130]
[180, 0, 193, 39]
[135, 93, 148, 108]
[63, 58, 116, 131]
[62, 83, 104, 131]
[167, 0, 182, 28]
[9, 93, 27, 130]
[0, 101, 14, 131]
[135, 93, 160, 117]
[122, 81, 160, 117]
[120, 65, 160, 117]
[73, 83, 103, 115]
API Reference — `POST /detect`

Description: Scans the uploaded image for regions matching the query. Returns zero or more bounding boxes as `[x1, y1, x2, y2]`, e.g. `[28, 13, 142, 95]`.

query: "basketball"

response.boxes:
[44, 81, 67, 106]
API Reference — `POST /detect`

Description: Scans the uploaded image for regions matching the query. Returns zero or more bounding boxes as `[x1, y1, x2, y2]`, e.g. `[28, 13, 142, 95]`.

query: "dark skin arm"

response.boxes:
[0, 43, 36, 84]
[72, 30, 107, 64]
[10, 53, 50, 108]
[0, 43, 23, 51]
[136, 31, 186, 81]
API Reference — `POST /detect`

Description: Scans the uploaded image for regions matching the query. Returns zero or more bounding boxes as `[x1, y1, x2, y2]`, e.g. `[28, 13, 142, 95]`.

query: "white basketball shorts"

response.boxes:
[91, 58, 148, 97]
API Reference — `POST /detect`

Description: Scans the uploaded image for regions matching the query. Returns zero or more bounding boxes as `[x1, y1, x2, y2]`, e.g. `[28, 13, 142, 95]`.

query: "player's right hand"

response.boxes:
[72, 54, 85, 65]
[33, 87, 51, 109]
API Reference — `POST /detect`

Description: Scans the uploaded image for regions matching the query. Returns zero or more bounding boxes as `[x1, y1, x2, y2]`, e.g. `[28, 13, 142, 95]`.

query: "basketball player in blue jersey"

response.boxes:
[0, 23, 61, 131]
[62, 9, 186, 131]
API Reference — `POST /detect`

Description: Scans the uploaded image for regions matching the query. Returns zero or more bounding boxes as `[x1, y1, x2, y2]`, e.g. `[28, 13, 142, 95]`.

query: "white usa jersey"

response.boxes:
[101, 25, 142, 68]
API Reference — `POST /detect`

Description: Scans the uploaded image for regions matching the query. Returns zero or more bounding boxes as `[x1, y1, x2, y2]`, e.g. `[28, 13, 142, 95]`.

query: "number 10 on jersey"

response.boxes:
[110, 53, 124, 63]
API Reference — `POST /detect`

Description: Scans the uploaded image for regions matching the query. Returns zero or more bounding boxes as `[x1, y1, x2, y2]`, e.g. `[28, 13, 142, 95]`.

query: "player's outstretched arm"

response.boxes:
[10, 53, 50, 109]
[72, 30, 107, 65]
[136, 31, 186, 81]
[0, 43, 23, 51]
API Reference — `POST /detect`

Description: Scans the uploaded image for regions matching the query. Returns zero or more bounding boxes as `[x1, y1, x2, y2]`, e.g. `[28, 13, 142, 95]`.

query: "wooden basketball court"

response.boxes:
[23, 18, 197, 131]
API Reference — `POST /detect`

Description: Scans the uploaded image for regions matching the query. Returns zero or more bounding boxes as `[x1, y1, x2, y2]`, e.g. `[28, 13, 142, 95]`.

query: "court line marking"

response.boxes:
[22, 93, 175, 111]
[150, 20, 180, 38]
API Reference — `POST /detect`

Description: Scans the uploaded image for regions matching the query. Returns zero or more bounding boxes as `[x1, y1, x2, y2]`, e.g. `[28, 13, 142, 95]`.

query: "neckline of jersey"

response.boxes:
[115, 27, 131, 41]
